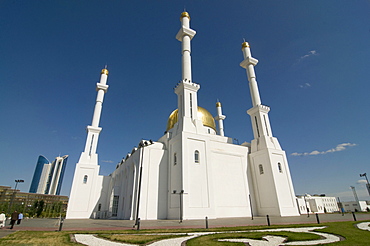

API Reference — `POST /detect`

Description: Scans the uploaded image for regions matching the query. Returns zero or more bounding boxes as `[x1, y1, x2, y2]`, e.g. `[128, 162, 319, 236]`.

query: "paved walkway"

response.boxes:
[0, 213, 369, 239]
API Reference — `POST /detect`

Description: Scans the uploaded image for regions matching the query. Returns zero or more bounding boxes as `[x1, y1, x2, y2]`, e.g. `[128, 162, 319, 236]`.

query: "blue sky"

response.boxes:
[1, 0, 370, 202]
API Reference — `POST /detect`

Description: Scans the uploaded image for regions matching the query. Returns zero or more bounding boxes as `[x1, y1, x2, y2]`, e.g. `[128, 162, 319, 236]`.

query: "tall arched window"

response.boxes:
[259, 164, 264, 175]
[278, 162, 282, 173]
[194, 150, 199, 163]
[83, 175, 88, 184]
[174, 153, 177, 165]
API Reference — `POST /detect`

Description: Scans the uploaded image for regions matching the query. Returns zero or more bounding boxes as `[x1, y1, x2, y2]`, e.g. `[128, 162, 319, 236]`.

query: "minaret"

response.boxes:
[240, 42, 299, 216]
[66, 68, 109, 219]
[174, 12, 202, 134]
[82, 68, 109, 161]
[240, 42, 275, 150]
[214, 101, 226, 136]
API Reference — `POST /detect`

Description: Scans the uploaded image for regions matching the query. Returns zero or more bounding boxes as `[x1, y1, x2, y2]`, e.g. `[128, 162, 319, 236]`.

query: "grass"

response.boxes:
[0, 231, 73, 246]
[315, 221, 370, 245]
[0, 220, 368, 245]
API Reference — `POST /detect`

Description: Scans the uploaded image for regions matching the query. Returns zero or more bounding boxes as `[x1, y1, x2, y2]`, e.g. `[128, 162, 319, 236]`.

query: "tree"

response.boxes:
[36, 200, 45, 217]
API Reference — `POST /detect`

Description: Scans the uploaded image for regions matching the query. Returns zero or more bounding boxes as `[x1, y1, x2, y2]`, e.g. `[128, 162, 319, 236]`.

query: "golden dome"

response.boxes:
[101, 68, 109, 75]
[166, 106, 216, 131]
[180, 12, 190, 20]
[216, 102, 222, 107]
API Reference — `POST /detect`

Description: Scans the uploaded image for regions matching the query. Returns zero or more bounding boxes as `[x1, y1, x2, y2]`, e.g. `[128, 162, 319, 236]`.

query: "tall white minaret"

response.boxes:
[240, 42, 275, 149]
[174, 12, 202, 134]
[214, 101, 226, 136]
[82, 68, 109, 160]
[66, 68, 109, 219]
[240, 42, 299, 217]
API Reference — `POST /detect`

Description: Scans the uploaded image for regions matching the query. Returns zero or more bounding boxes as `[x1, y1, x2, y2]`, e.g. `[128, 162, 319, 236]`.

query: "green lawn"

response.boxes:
[0, 220, 368, 245]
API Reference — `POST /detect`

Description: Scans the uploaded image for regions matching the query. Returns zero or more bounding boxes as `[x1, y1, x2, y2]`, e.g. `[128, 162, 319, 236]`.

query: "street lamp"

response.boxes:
[135, 140, 154, 226]
[350, 186, 360, 206]
[8, 179, 25, 214]
[172, 189, 186, 223]
[359, 173, 370, 196]
[14, 179, 24, 190]
[303, 194, 309, 217]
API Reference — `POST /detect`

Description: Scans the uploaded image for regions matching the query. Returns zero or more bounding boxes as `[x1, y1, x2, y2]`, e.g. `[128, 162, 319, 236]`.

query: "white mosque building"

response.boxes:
[66, 12, 300, 220]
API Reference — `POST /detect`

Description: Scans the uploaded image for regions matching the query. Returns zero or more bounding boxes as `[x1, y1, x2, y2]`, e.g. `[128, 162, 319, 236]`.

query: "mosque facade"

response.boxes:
[66, 12, 300, 220]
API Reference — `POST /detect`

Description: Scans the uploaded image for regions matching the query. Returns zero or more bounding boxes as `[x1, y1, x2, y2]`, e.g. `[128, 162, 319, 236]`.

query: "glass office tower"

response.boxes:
[29, 155, 50, 193]
[29, 155, 68, 195]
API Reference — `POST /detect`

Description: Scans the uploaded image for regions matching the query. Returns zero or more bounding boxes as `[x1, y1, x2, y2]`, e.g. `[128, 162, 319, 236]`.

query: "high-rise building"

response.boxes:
[29, 155, 68, 195]
[29, 155, 50, 194]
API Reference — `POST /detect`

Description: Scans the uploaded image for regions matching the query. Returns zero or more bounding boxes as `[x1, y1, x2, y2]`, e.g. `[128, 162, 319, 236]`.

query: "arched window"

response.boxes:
[83, 175, 88, 184]
[194, 150, 199, 163]
[259, 164, 264, 175]
[174, 153, 177, 165]
[278, 162, 282, 173]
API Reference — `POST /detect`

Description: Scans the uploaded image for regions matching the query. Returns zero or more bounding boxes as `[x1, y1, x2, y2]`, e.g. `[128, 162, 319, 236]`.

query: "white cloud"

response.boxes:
[291, 143, 356, 156]
[299, 50, 318, 60]
[299, 83, 311, 88]
[357, 179, 368, 185]
[102, 160, 114, 163]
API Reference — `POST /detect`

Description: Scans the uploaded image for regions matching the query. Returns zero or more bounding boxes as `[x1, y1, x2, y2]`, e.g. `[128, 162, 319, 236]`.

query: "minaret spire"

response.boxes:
[173, 12, 202, 134]
[240, 42, 261, 107]
[83, 68, 109, 157]
[176, 11, 195, 81]
[215, 101, 226, 136]
[240, 42, 274, 144]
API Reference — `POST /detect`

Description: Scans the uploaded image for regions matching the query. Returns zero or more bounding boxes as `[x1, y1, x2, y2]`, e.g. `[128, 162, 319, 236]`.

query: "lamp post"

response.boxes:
[14, 179, 24, 190]
[350, 186, 360, 211]
[303, 194, 309, 217]
[360, 173, 370, 196]
[8, 179, 24, 214]
[172, 189, 187, 223]
[337, 197, 344, 215]
[135, 140, 153, 226]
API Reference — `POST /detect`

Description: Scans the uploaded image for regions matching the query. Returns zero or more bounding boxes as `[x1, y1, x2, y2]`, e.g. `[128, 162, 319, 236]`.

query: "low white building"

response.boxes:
[296, 195, 339, 214]
[341, 201, 370, 212]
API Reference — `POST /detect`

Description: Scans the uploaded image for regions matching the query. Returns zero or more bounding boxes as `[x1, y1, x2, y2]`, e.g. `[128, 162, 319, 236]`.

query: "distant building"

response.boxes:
[296, 195, 339, 214]
[29, 155, 68, 195]
[341, 201, 370, 212]
[29, 155, 50, 193]
[0, 185, 68, 216]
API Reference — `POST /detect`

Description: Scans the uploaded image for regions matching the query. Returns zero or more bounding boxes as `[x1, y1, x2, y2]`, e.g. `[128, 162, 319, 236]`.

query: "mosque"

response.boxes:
[66, 12, 300, 220]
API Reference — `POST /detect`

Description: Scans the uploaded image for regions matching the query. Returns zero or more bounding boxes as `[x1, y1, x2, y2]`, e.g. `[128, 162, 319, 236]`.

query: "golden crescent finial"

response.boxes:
[242, 42, 250, 49]
[180, 12, 190, 20]
[101, 68, 109, 75]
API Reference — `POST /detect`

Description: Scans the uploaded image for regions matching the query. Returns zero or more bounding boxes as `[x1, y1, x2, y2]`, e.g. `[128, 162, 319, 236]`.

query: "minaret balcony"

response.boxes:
[214, 115, 226, 121]
[96, 83, 109, 92]
[174, 79, 200, 93]
[240, 57, 258, 68]
[176, 26, 196, 41]
[86, 125, 102, 134]
[247, 104, 270, 115]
